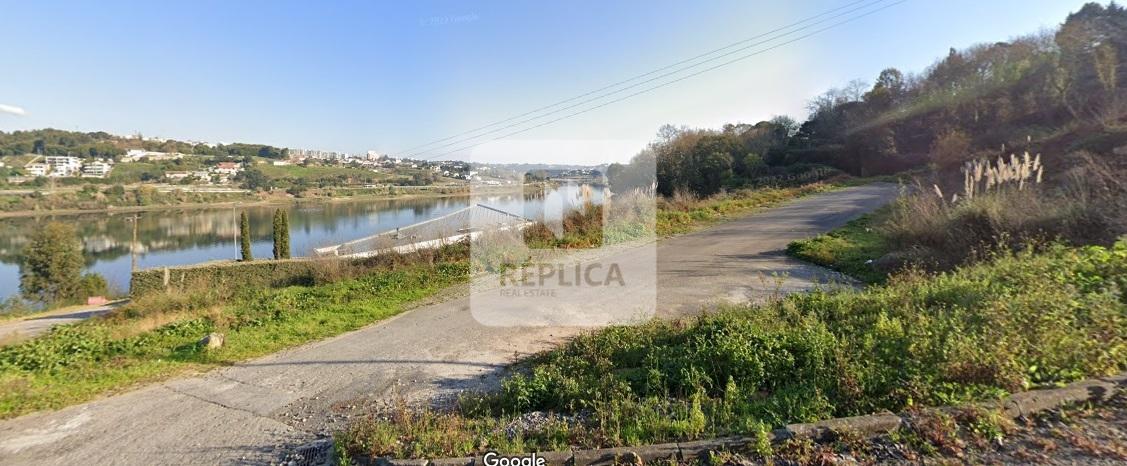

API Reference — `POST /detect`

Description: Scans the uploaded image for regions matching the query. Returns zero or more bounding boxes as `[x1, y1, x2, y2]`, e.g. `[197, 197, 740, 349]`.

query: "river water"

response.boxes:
[0, 184, 602, 301]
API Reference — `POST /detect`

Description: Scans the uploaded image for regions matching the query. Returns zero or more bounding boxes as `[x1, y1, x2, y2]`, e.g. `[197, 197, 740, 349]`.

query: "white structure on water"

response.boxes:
[314, 204, 532, 258]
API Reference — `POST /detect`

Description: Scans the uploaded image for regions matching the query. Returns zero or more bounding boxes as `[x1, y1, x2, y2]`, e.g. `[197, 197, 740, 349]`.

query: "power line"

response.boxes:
[395, 0, 885, 156]
[406, 0, 893, 159]
[420, 0, 908, 161]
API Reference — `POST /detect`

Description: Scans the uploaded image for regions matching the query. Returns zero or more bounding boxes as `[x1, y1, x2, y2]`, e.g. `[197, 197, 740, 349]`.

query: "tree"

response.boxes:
[280, 209, 291, 259]
[1055, 2, 1127, 128]
[237, 168, 272, 191]
[20, 222, 85, 304]
[272, 209, 291, 259]
[239, 211, 253, 261]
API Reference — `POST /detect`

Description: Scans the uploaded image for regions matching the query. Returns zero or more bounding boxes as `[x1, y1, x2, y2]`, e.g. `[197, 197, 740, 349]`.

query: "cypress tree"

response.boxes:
[272, 209, 291, 259]
[280, 209, 291, 259]
[239, 211, 253, 261]
[272, 209, 282, 259]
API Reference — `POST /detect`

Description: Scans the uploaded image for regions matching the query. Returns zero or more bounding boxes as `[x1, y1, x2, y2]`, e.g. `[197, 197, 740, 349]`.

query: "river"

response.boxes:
[0, 184, 603, 301]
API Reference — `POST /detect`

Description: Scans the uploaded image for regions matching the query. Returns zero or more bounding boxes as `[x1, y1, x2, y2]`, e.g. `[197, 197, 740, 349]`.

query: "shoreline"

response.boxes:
[0, 186, 547, 219]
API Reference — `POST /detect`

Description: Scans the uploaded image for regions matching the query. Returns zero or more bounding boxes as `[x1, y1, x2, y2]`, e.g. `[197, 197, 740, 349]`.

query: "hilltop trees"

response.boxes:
[19, 222, 85, 304]
[0, 128, 290, 159]
[605, 2, 1127, 199]
[272, 209, 291, 259]
[1055, 2, 1127, 129]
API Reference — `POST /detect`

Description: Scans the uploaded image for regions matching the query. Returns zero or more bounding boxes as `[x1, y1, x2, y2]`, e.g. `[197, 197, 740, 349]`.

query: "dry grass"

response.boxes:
[886, 151, 1126, 270]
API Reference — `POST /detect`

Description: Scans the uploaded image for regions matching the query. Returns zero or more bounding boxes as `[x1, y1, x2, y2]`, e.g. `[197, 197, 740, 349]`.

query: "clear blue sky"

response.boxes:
[0, 0, 1095, 163]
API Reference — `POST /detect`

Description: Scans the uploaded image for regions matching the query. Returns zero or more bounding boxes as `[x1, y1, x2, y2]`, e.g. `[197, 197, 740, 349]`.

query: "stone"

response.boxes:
[678, 437, 750, 461]
[374, 458, 427, 466]
[198, 332, 225, 350]
[786, 413, 902, 442]
[428, 457, 474, 466]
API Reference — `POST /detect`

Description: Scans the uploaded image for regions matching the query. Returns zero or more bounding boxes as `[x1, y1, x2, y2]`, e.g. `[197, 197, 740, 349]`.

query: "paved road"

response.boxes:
[0, 304, 120, 346]
[0, 183, 899, 465]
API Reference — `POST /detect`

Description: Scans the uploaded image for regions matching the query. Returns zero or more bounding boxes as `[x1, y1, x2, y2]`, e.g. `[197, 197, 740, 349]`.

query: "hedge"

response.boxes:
[129, 242, 470, 297]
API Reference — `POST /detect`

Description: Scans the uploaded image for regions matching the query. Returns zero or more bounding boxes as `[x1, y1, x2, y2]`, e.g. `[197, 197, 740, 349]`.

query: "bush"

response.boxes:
[930, 130, 973, 169]
[77, 273, 109, 300]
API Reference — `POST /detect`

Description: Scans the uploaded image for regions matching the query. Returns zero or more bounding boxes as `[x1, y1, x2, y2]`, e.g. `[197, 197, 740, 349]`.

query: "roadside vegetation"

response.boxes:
[790, 150, 1126, 282]
[337, 239, 1127, 458]
[655, 180, 836, 237]
[0, 245, 469, 418]
[787, 209, 890, 284]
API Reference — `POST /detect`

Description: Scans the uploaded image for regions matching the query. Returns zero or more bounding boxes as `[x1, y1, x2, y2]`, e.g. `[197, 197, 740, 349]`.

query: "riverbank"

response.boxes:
[0, 186, 474, 219]
[0, 181, 566, 219]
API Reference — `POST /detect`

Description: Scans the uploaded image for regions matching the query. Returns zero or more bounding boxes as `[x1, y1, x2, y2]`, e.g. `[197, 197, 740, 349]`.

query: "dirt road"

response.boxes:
[0, 183, 899, 465]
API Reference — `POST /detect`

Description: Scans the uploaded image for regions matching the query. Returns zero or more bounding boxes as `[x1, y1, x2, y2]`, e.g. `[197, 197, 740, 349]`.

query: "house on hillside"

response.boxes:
[211, 162, 242, 176]
[81, 160, 113, 178]
[45, 156, 82, 177]
[25, 162, 49, 177]
[122, 150, 184, 162]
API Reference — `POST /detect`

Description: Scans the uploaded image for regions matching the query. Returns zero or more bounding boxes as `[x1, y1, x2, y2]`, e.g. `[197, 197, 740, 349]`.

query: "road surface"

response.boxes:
[0, 183, 899, 465]
[0, 304, 120, 346]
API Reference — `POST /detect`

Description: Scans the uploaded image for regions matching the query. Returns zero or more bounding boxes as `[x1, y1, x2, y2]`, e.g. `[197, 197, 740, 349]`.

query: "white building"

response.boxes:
[165, 171, 191, 181]
[45, 156, 82, 177]
[122, 150, 184, 162]
[81, 160, 113, 178]
[25, 163, 49, 177]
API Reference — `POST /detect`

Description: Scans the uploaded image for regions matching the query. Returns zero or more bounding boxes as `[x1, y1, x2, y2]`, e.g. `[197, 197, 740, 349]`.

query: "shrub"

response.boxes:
[77, 273, 109, 300]
[930, 130, 973, 169]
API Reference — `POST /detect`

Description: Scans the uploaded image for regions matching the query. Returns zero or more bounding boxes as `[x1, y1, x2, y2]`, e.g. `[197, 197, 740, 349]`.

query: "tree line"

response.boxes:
[0, 128, 290, 160]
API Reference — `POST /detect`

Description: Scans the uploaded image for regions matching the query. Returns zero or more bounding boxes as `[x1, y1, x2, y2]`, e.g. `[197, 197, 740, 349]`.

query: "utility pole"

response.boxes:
[233, 205, 239, 259]
[127, 214, 141, 273]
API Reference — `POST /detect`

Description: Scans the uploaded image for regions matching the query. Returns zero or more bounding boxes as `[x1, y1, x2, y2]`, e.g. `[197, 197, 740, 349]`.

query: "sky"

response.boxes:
[0, 0, 1096, 164]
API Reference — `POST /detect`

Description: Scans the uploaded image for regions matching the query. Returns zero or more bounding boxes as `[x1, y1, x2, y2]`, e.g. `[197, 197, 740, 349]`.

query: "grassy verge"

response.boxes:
[0, 252, 469, 419]
[337, 241, 1127, 459]
[656, 183, 835, 236]
[786, 208, 892, 284]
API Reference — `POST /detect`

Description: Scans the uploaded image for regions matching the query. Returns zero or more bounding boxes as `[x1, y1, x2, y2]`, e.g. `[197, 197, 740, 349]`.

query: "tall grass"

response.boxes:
[956, 152, 1043, 201]
[886, 152, 1125, 270]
